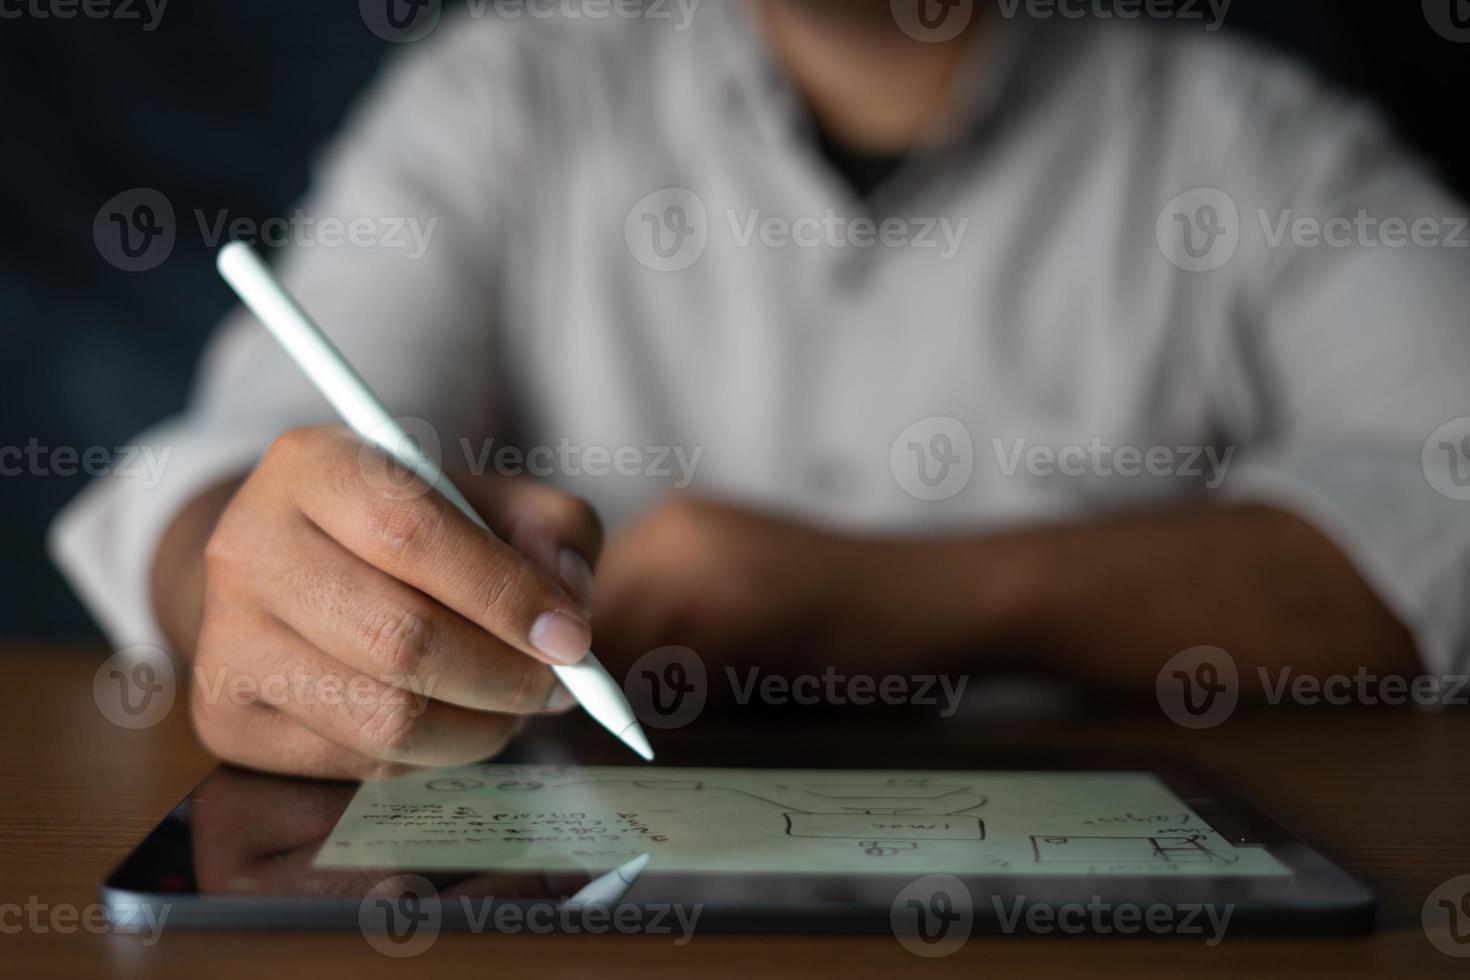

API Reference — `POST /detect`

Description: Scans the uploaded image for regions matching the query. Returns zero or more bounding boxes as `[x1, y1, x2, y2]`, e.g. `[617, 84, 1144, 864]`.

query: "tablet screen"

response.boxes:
[314, 765, 1290, 878]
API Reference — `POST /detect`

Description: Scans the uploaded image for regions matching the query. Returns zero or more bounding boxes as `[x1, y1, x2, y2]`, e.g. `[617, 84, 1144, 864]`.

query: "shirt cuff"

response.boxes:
[47, 419, 278, 650]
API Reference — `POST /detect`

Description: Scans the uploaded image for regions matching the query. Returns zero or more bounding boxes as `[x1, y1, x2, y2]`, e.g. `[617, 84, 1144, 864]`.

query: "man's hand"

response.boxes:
[157, 425, 604, 779]
[593, 496, 864, 668]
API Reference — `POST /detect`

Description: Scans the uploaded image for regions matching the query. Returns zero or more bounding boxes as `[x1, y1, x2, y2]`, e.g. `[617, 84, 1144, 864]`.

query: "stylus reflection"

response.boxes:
[563, 852, 653, 908]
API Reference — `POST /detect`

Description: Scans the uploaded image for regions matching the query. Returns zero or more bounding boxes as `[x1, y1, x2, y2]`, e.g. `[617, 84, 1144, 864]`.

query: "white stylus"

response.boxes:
[216, 241, 654, 762]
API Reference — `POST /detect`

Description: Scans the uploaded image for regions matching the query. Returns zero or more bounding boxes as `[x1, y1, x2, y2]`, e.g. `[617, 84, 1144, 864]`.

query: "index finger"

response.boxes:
[286, 434, 593, 667]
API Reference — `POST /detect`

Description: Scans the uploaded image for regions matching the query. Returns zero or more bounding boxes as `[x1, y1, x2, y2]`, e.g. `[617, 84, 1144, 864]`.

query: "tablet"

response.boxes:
[102, 735, 1374, 938]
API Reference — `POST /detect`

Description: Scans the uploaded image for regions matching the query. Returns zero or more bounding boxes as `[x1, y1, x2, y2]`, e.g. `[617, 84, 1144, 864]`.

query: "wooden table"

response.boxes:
[3, 644, 1466, 978]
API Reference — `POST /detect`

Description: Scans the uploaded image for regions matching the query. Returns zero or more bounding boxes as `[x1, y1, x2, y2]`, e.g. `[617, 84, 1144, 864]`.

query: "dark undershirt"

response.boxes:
[812, 125, 907, 200]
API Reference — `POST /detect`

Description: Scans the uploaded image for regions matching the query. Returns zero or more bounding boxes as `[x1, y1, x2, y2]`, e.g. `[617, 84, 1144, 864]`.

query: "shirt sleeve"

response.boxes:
[49, 15, 528, 648]
[1195, 45, 1470, 682]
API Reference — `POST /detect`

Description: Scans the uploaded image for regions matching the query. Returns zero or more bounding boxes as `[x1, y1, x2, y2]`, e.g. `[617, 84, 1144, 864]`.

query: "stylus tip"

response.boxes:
[619, 722, 655, 762]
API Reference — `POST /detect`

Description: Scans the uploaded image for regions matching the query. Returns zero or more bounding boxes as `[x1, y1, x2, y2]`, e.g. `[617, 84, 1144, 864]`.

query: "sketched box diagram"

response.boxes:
[777, 782, 986, 840]
[1029, 834, 1238, 864]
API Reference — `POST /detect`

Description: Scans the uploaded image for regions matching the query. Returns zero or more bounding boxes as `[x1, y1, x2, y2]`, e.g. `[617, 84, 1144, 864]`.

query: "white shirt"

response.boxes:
[53, 6, 1470, 679]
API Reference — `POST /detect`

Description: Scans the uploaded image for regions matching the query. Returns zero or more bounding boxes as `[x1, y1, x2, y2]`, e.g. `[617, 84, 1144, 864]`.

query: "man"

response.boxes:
[53, 1, 1470, 778]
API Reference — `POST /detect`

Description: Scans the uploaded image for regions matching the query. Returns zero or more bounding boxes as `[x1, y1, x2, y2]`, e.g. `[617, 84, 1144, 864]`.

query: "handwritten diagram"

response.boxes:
[314, 766, 1288, 879]
[1030, 834, 1240, 865]
[548, 774, 986, 860]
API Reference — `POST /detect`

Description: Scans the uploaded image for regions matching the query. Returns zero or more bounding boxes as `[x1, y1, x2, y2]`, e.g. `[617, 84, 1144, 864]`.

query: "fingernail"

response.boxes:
[529, 611, 591, 665]
[545, 683, 577, 711]
[557, 548, 596, 612]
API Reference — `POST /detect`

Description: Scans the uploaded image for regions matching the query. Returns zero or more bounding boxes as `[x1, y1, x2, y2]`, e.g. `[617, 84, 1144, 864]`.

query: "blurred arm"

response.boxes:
[847, 503, 1416, 692]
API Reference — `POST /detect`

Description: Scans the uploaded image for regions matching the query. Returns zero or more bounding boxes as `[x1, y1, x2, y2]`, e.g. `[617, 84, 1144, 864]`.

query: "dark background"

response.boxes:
[2, 0, 1467, 637]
